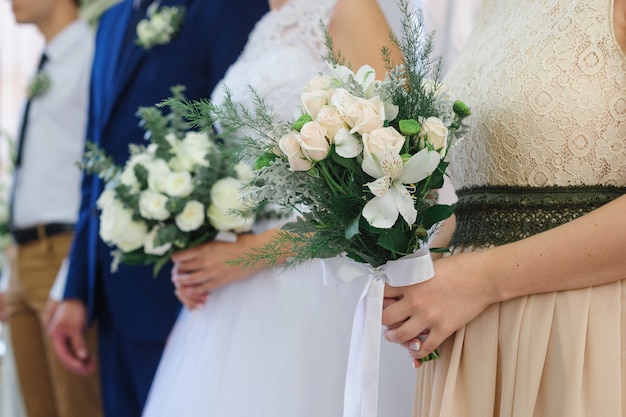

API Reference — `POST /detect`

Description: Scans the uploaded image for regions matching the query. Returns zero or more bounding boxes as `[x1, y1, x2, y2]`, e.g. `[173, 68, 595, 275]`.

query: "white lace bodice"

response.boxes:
[211, 0, 338, 122]
[445, 0, 626, 188]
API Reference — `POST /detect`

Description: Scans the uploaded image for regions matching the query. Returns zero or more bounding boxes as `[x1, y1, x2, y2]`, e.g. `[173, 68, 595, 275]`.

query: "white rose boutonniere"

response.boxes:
[136, 4, 185, 50]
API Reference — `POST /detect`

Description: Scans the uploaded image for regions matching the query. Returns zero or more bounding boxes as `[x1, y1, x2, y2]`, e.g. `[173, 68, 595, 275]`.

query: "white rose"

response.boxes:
[145, 159, 172, 192]
[299, 121, 330, 162]
[207, 177, 254, 233]
[120, 153, 152, 191]
[139, 190, 170, 220]
[278, 132, 313, 172]
[99, 197, 148, 252]
[316, 105, 346, 139]
[304, 75, 332, 92]
[234, 162, 254, 183]
[96, 188, 116, 210]
[362, 127, 405, 159]
[163, 171, 194, 198]
[332, 90, 385, 135]
[301, 90, 329, 119]
[146, 143, 158, 155]
[175, 200, 205, 232]
[143, 226, 172, 256]
[169, 131, 212, 171]
[421, 116, 449, 154]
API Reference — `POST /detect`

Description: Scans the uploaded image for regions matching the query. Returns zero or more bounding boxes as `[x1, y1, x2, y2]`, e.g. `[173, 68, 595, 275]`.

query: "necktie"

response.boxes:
[15, 52, 48, 168]
[10, 52, 48, 229]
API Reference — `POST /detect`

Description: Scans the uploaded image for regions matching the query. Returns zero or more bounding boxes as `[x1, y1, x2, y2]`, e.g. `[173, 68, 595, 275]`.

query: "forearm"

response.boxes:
[479, 194, 626, 302]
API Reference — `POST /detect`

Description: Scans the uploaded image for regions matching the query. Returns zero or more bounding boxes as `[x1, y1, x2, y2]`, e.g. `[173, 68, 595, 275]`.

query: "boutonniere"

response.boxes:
[136, 3, 186, 50]
[26, 70, 51, 99]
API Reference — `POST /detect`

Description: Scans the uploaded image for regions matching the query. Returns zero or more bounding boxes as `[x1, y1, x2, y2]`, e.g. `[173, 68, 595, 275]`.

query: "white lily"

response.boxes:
[362, 147, 441, 228]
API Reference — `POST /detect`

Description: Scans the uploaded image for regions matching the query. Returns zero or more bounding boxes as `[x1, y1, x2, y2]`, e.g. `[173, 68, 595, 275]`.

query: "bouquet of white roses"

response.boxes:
[180, 2, 470, 273]
[81, 93, 255, 275]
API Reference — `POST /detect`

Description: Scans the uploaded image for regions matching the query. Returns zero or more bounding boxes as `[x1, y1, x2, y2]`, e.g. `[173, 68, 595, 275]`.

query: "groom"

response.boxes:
[48, 0, 267, 416]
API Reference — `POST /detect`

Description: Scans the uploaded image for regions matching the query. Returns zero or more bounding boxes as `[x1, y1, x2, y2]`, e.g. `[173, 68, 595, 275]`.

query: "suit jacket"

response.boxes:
[64, 0, 268, 341]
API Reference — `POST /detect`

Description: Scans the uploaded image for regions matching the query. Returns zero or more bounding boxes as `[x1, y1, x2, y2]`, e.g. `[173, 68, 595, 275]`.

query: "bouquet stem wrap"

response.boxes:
[321, 249, 435, 417]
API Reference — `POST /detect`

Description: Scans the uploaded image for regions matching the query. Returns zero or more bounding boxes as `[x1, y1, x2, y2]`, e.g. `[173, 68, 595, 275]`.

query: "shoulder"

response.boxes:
[614, 0, 626, 54]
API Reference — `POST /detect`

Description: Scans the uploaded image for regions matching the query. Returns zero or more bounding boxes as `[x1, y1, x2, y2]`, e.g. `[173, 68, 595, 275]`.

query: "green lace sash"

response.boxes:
[450, 185, 626, 248]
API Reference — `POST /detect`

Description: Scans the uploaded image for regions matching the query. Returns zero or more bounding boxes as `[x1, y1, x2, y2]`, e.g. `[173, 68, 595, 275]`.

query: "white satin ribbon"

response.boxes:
[321, 248, 435, 417]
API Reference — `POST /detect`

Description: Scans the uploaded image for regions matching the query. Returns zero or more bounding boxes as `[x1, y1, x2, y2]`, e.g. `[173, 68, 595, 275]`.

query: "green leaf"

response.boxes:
[152, 256, 171, 277]
[254, 152, 277, 170]
[378, 228, 410, 253]
[292, 114, 313, 131]
[307, 166, 321, 179]
[330, 148, 358, 171]
[429, 247, 450, 254]
[345, 215, 360, 239]
[421, 204, 455, 229]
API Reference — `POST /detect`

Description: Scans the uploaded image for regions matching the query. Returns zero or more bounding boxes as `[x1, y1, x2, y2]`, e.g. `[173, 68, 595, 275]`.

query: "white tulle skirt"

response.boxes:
[141, 258, 415, 417]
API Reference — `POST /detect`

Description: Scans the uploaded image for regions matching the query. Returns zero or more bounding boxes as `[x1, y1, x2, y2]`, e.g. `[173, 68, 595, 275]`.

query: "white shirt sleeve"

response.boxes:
[48, 258, 69, 301]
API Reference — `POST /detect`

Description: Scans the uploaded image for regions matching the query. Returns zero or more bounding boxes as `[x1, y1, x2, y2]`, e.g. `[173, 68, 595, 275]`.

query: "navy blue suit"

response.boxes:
[63, 1, 267, 415]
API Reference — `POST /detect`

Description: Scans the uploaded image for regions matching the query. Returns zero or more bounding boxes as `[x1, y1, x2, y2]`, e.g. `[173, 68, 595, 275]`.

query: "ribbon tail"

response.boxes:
[343, 277, 385, 417]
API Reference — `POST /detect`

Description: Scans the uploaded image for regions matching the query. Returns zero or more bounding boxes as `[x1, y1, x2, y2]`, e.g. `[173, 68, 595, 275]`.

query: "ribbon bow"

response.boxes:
[321, 248, 435, 417]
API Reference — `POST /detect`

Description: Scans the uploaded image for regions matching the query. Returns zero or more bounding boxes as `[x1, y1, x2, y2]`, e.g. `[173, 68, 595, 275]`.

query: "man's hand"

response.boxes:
[48, 300, 97, 376]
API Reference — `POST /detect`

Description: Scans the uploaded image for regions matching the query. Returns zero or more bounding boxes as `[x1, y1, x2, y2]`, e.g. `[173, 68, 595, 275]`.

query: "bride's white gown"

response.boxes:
[141, 1, 415, 416]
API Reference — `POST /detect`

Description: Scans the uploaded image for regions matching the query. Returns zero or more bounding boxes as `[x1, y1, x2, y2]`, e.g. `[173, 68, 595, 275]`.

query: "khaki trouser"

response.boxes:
[6, 232, 103, 417]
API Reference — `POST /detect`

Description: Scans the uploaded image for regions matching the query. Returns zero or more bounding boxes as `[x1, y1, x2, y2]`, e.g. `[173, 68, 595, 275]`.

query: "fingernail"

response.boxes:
[409, 340, 421, 352]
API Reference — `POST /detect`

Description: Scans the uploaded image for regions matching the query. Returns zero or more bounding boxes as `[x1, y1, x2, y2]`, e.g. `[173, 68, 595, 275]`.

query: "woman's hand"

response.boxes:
[171, 231, 280, 309]
[382, 252, 497, 363]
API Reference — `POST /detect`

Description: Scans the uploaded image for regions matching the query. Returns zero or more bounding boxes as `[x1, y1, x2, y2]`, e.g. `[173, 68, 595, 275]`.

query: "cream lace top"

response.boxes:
[210, 0, 337, 122]
[445, 0, 626, 188]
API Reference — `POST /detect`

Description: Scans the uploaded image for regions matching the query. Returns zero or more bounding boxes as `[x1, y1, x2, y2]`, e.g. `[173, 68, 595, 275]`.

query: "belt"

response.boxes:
[450, 185, 626, 248]
[11, 223, 75, 245]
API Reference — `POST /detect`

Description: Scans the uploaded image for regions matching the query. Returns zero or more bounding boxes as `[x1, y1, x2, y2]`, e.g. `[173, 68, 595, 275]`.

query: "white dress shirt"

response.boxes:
[12, 19, 94, 228]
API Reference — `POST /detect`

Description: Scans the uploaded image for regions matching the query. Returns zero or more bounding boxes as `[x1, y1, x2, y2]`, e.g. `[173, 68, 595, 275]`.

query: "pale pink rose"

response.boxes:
[343, 95, 386, 135]
[279, 132, 314, 172]
[301, 90, 329, 119]
[299, 121, 331, 162]
[362, 127, 405, 159]
[420, 117, 449, 154]
[316, 105, 346, 139]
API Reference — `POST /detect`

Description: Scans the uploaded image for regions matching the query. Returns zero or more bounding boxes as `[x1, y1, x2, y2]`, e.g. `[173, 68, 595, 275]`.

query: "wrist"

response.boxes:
[461, 250, 509, 305]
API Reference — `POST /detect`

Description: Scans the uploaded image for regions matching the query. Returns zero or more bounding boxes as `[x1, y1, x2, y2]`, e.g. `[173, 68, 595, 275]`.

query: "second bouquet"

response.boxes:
[81, 96, 255, 275]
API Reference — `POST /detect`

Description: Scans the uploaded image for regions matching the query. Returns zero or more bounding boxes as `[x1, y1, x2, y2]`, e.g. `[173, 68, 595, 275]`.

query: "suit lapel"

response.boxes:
[96, 0, 137, 134]
[101, 0, 190, 132]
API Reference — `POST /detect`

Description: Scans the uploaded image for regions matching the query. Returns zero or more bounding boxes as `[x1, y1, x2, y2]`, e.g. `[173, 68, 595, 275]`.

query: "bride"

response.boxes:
[141, 0, 417, 416]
